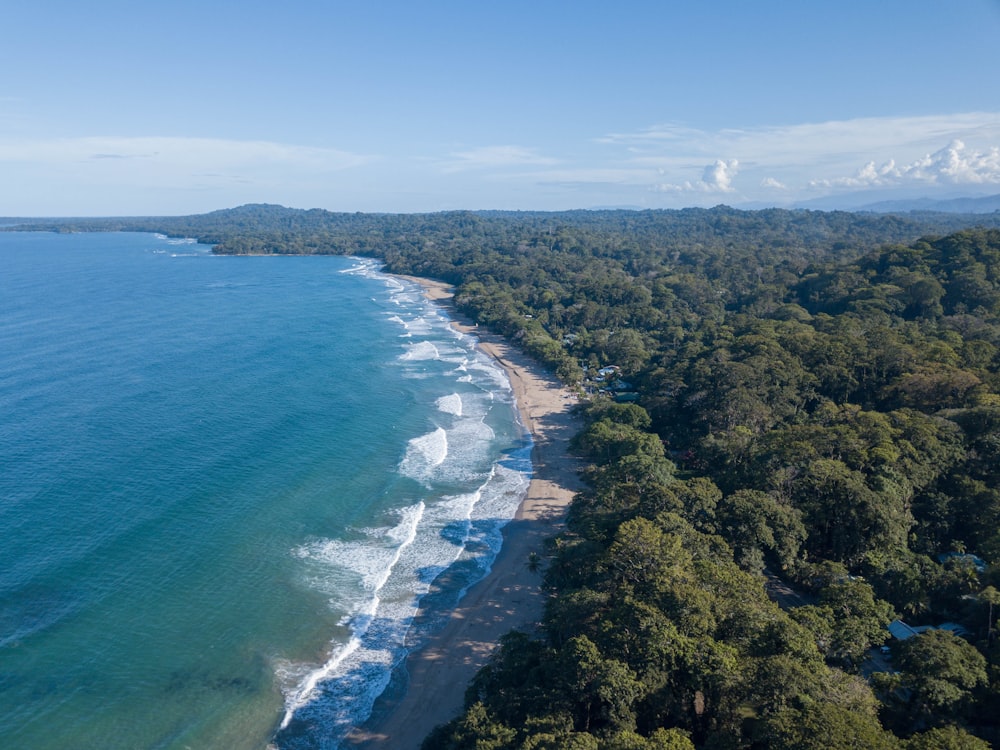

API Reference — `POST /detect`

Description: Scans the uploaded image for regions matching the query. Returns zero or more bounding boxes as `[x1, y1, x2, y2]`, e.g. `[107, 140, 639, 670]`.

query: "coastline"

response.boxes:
[345, 275, 584, 748]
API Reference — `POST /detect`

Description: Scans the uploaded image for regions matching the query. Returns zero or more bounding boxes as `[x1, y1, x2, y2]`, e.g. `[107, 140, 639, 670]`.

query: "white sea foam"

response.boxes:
[275, 266, 532, 749]
[338, 258, 383, 277]
[433, 421, 495, 485]
[278, 453, 532, 746]
[399, 341, 440, 361]
[436, 393, 463, 417]
[386, 313, 441, 343]
[398, 427, 448, 481]
[402, 315, 434, 336]
[295, 519, 420, 606]
[388, 289, 421, 307]
[468, 356, 514, 392]
[282, 502, 425, 731]
[278, 495, 468, 743]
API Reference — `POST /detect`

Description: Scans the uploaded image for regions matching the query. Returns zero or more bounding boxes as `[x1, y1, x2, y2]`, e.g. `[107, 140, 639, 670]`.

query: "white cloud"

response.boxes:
[0, 136, 371, 179]
[596, 113, 1000, 203]
[652, 159, 740, 194]
[604, 113, 1000, 162]
[811, 160, 899, 189]
[811, 140, 1000, 189]
[469, 114, 1000, 207]
[4, 113, 999, 214]
[442, 145, 557, 172]
[703, 159, 739, 191]
[0, 135, 376, 215]
[927, 141, 1000, 183]
[524, 167, 655, 186]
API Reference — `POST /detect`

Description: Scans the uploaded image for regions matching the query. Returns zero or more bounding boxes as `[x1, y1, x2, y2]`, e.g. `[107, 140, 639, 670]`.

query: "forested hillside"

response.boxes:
[423, 226, 1000, 749]
[10, 206, 1000, 747]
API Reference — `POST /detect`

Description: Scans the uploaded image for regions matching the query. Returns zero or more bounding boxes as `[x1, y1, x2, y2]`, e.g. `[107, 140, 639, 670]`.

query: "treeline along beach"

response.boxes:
[6, 203, 1000, 748]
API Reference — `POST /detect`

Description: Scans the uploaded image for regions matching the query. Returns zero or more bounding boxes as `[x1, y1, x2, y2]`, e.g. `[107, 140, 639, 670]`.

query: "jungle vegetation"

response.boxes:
[10, 204, 1000, 748]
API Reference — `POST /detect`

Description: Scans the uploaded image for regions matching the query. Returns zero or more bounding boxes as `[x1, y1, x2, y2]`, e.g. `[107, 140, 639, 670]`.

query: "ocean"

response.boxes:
[0, 232, 531, 749]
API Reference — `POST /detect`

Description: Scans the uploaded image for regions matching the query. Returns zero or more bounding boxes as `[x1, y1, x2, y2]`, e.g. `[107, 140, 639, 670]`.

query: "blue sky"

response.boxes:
[2, 0, 999, 215]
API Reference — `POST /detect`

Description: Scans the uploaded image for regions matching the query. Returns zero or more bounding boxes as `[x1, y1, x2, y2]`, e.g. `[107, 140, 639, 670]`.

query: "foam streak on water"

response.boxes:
[436, 393, 463, 417]
[281, 501, 425, 729]
[276, 456, 531, 748]
[272, 259, 532, 749]
[398, 427, 449, 481]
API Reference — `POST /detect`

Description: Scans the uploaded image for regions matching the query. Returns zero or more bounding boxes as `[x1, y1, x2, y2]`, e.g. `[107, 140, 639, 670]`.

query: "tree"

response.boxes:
[581, 400, 653, 430]
[521, 727, 599, 750]
[746, 653, 880, 719]
[605, 518, 690, 594]
[558, 635, 644, 734]
[573, 420, 665, 464]
[981, 585, 1000, 642]
[789, 458, 908, 565]
[421, 702, 516, 750]
[759, 702, 900, 750]
[465, 631, 555, 724]
[904, 726, 991, 750]
[715, 489, 806, 573]
[605, 328, 651, 374]
[598, 729, 694, 750]
[818, 578, 894, 668]
[889, 630, 988, 728]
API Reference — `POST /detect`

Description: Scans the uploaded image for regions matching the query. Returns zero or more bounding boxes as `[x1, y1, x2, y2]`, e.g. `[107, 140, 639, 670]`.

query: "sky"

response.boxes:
[2, 0, 999, 216]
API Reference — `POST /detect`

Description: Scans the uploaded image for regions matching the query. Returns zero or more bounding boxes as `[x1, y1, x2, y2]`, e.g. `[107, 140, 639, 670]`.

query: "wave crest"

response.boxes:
[398, 428, 448, 481]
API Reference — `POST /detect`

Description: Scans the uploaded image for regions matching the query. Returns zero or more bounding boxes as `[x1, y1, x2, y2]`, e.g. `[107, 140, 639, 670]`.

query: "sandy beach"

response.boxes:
[345, 276, 584, 748]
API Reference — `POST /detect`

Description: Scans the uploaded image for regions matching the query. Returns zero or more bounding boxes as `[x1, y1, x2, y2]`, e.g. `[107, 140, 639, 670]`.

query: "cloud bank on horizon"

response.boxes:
[3, 113, 997, 216]
[600, 113, 1000, 202]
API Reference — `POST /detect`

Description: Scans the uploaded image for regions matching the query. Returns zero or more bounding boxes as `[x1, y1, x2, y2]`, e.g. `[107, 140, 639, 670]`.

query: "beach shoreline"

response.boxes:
[344, 275, 584, 748]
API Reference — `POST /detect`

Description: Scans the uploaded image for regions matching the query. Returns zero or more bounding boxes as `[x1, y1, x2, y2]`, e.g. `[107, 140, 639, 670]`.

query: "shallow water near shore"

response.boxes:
[0, 232, 529, 749]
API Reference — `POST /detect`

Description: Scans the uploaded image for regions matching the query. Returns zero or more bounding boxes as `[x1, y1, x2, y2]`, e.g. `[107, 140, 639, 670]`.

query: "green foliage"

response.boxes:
[758, 702, 901, 750]
[886, 629, 989, 728]
[715, 489, 806, 573]
[580, 401, 653, 431]
[19, 207, 1000, 746]
[792, 579, 894, 668]
[600, 729, 694, 750]
[407, 222, 1000, 749]
[558, 635, 644, 734]
[904, 726, 992, 750]
[573, 420, 665, 464]
[523, 730, 599, 749]
[422, 702, 516, 750]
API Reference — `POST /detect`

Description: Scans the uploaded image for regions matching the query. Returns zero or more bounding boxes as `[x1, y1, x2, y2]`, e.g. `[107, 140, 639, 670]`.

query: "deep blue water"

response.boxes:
[0, 232, 530, 749]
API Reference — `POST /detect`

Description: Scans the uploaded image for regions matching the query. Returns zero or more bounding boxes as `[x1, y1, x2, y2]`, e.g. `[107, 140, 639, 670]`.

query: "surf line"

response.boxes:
[279, 500, 426, 730]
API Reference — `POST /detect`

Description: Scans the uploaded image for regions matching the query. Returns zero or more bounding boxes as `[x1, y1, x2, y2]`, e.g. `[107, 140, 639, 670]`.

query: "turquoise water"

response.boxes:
[0, 232, 530, 749]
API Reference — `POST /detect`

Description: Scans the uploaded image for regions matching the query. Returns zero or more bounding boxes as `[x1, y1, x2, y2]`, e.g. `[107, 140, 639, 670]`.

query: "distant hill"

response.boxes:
[857, 193, 1000, 214]
[786, 191, 1000, 214]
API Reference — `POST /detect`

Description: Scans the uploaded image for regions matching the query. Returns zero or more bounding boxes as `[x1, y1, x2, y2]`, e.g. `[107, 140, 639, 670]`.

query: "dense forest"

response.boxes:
[10, 204, 1000, 748]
